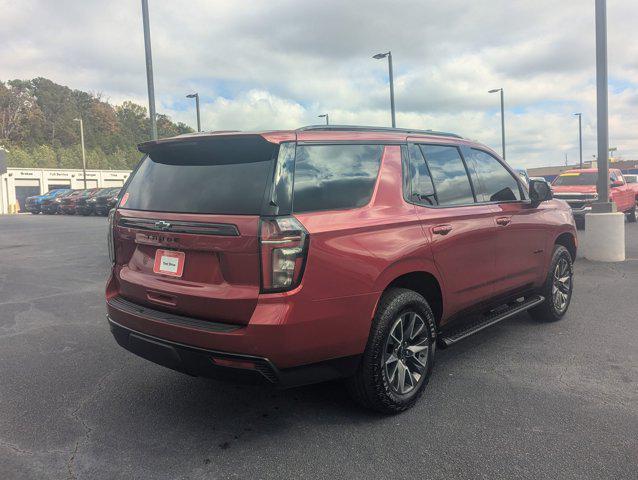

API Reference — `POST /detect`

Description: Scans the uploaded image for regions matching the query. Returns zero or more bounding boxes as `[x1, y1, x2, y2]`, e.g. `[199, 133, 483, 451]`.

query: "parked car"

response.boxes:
[59, 189, 93, 214]
[75, 188, 104, 215]
[24, 189, 70, 214]
[88, 187, 121, 216]
[42, 189, 78, 214]
[106, 126, 576, 413]
[624, 173, 638, 204]
[551, 168, 636, 228]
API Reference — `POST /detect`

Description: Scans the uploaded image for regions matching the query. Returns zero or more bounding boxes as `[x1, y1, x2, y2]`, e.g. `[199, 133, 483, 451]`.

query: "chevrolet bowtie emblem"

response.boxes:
[154, 220, 172, 231]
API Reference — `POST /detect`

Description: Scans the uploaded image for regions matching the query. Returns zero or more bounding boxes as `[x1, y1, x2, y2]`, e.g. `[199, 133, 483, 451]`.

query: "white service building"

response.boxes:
[0, 168, 131, 214]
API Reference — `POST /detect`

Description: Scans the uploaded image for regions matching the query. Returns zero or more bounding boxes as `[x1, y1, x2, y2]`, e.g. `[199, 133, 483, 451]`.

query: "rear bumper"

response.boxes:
[25, 204, 40, 213]
[108, 315, 359, 388]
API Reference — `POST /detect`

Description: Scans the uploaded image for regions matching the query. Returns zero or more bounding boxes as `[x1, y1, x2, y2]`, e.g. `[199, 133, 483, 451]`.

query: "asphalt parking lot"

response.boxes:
[1, 215, 636, 480]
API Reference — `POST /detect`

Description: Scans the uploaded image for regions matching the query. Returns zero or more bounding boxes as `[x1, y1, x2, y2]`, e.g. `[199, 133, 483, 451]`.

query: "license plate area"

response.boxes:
[153, 249, 185, 277]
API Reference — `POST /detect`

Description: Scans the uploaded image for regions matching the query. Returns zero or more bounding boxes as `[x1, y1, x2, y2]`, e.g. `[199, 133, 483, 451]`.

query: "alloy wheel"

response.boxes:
[552, 257, 572, 313]
[383, 312, 430, 395]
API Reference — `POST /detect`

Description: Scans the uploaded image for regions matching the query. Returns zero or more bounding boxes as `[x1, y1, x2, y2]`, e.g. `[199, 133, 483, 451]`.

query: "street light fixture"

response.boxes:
[488, 88, 506, 161]
[574, 113, 583, 168]
[186, 93, 201, 132]
[318, 114, 329, 125]
[73, 118, 87, 189]
[373, 51, 396, 128]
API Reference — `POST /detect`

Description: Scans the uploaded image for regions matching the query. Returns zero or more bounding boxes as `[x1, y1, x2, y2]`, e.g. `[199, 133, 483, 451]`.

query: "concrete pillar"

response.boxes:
[582, 212, 626, 262]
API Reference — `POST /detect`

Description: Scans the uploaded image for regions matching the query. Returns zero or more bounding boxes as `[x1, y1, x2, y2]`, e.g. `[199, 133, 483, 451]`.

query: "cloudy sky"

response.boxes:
[2, 0, 637, 167]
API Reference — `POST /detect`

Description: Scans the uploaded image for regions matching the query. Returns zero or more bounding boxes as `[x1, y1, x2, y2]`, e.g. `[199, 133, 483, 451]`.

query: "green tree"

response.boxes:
[6, 146, 33, 167]
[31, 144, 57, 168]
[1, 77, 194, 170]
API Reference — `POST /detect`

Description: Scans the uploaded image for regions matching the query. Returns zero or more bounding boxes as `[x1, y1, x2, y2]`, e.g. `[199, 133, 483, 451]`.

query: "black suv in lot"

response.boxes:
[87, 187, 121, 216]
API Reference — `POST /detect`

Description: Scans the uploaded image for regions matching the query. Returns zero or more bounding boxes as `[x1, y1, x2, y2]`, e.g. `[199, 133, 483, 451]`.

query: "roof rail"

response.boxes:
[296, 124, 463, 139]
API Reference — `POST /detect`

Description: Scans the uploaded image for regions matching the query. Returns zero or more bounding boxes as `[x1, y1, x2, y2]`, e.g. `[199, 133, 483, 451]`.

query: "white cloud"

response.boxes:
[165, 89, 308, 131]
[1, 0, 637, 168]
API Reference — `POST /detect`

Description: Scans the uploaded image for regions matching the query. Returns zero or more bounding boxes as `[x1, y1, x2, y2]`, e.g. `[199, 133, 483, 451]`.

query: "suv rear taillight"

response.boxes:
[260, 216, 309, 293]
[107, 209, 116, 264]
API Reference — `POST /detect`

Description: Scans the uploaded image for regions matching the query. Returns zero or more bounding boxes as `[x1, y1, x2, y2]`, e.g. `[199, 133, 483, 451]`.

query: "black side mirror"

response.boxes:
[529, 179, 552, 207]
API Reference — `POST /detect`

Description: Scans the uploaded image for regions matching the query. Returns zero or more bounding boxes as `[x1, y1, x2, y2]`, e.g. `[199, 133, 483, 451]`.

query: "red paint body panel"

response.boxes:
[107, 129, 577, 372]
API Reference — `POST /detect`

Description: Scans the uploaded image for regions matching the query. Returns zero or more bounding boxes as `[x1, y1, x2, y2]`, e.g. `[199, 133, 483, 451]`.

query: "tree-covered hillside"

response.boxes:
[0, 78, 193, 170]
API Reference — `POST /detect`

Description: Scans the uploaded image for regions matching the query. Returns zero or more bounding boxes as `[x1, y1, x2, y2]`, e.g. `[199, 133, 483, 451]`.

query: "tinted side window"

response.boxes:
[468, 149, 522, 202]
[406, 144, 437, 206]
[293, 144, 383, 213]
[420, 145, 474, 206]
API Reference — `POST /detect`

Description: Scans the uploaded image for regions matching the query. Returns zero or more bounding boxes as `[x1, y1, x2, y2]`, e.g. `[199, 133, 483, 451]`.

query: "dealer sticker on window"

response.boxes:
[153, 249, 185, 277]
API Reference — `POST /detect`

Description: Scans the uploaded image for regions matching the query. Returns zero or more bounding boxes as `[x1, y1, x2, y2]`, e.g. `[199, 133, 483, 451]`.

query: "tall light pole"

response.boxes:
[186, 93, 201, 132]
[74, 118, 87, 189]
[574, 113, 583, 168]
[583, 0, 624, 262]
[318, 114, 329, 125]
[141, 0, 157, 140]
[593, 0, 612, 213]
[488, 88, 506, 161]
[373, 51, 396, 128]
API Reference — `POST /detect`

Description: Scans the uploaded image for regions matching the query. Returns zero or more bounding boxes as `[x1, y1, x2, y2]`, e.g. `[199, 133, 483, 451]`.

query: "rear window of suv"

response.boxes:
[122, 136, 276, 214]
[292, 144, 383, 212]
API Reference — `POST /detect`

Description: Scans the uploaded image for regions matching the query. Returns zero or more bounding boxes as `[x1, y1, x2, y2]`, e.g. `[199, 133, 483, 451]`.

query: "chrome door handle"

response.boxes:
[496, 217, 511, 226]
[432, 224, 453, 235]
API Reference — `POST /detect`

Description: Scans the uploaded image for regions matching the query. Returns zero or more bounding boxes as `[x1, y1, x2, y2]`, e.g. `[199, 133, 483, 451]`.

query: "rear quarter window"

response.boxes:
[292, 144, 383, 213]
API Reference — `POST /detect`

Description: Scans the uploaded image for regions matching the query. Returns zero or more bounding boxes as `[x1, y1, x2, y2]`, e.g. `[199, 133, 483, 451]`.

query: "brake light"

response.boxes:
[260, 216, 308, 293]
[107, 209, 116, 264]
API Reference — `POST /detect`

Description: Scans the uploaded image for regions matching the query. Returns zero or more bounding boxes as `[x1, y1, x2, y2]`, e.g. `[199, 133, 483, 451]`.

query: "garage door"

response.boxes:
[84, 180, 98, 188]
[15, 185, 41, 212]
[48, 182, 71, 191]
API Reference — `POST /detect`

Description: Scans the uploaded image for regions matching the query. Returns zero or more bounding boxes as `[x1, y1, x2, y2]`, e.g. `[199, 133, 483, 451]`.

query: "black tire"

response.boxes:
[529, 245, 574, 322]
[346, 288, 436, 414]
[627, 206, 637, 223]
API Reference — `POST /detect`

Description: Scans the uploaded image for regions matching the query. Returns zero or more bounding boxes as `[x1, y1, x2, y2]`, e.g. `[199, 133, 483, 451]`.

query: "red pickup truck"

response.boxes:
[551, 168, 637, 228]
[624, 174, 638, 204]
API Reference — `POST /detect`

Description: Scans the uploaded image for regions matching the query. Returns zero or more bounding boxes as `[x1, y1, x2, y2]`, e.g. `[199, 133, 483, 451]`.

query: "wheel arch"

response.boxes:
[374, 263, 444, 325]
[554, 231, 577, 261]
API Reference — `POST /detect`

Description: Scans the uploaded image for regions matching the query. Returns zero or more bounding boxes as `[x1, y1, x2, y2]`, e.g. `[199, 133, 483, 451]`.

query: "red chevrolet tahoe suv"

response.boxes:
[551, 168, 637, 228]
[106, 126, 577, 413]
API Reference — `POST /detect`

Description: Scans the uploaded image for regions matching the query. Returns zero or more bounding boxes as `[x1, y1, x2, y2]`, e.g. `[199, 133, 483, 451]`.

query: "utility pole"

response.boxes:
[187, 93, 201, 132]
[141, 0, 157, 140]
[489, 88, 506, 161]
[373, 51, 396, 128]
[583, 0, 625, 263]
[574, 113, 583, 168]
[74, 118, 87, 189]
[593, 0, 612, 213]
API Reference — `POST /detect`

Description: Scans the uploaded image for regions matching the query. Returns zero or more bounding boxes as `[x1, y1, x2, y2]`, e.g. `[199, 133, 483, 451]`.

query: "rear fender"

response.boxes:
[372, 258, 446, 319]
